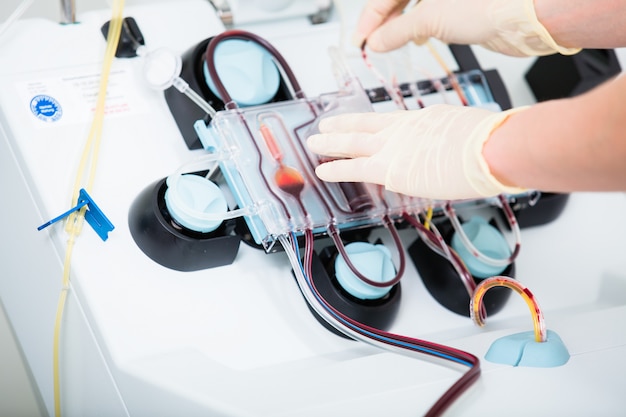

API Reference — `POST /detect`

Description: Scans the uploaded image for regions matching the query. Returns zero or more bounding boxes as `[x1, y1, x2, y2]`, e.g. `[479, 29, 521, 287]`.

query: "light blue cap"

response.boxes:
[335, 242, 396, 300]
[203, 39, 280, 107]
[451, 216, 510, 278]
[485, 330, 570, 367]
[164, 174, 227, 233]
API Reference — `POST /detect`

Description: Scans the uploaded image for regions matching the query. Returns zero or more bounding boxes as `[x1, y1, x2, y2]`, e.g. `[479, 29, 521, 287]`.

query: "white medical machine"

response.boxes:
[1, 1, 626, 416]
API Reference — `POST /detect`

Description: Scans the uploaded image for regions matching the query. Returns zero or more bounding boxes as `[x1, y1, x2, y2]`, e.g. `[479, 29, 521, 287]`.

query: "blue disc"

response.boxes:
[204, 39, 280, 106]
[335, 242, 396, 300]
[164, 175, 227, 233]
[451, 216, 510, 278]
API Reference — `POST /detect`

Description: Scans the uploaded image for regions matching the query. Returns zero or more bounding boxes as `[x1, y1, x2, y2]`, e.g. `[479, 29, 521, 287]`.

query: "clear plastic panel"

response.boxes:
[194, 70, 505, 249]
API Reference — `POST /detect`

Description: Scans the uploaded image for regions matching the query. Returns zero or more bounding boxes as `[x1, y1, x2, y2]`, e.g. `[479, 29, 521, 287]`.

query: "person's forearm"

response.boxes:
[483, 74, 626, 192]
[535, 0, 626, 48]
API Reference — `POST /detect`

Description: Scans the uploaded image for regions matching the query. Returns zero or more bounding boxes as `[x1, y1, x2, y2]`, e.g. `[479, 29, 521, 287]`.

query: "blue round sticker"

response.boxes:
[30, 95, 62, 122]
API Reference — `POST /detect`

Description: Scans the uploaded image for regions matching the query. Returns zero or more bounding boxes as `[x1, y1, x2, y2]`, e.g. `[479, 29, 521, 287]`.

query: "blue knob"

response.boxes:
[164, 174, 227, 233]
[335, 242, 396, 300]
[203, 39, 280, 106]
[451, 216, 510, 278]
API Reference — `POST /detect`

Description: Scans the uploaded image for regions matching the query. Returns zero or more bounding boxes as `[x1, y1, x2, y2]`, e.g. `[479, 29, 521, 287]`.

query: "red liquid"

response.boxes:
[260, 123, 283, 162]
[275, 166, 305, 196]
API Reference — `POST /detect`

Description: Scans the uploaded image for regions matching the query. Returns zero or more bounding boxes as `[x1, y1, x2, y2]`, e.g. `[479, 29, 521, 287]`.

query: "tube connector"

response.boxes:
[60, 0, 76, 24]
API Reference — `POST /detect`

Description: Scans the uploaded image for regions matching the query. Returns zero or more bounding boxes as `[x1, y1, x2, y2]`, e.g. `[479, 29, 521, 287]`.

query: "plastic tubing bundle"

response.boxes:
[279, 230, 481, 417]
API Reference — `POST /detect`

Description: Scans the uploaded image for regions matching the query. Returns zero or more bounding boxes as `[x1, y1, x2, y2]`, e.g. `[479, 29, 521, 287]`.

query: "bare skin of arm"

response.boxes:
[484, 74, 626, 192]
[535, 0, 626, 49]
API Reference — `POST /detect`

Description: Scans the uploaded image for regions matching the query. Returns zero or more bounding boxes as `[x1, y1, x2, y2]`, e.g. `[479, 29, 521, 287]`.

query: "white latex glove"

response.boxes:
[307, 104, 527, 201]
[353, 0, 580, 57]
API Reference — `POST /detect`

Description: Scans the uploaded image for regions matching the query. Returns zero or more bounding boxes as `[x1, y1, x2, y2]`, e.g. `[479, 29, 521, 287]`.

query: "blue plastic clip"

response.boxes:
[37, 188, 115, 241]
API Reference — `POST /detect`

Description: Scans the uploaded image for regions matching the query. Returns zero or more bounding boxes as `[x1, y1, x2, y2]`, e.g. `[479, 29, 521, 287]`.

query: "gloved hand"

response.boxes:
[307, 104, 527, 201]
[353, 0, 580, 57]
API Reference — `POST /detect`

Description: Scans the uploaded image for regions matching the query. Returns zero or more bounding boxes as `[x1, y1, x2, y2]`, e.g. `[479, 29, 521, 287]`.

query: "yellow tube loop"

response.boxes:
[470, 276, 547, 343]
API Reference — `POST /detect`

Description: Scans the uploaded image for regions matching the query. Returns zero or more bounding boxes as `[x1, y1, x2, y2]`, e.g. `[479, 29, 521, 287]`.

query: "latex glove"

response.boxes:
[353, 0, 580, 57]
[307, 104, 527, 201]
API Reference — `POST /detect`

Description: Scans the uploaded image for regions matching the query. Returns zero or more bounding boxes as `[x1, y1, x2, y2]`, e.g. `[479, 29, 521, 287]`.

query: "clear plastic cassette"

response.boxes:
[193, 69, 503, 249]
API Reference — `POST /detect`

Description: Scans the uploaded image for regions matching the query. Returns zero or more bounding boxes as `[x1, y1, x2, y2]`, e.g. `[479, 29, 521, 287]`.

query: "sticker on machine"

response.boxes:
[29, 94, 63, 122]
[17, 67, 150, 127]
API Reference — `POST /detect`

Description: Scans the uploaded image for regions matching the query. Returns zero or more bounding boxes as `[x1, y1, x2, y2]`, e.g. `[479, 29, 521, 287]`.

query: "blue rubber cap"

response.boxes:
[164, 174, 227, 233]
[203, 39, 280, 107]
[451, 216, 510, 278]
[334, 242, 396, 300]
[485, 330, 570, 367]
